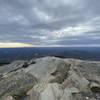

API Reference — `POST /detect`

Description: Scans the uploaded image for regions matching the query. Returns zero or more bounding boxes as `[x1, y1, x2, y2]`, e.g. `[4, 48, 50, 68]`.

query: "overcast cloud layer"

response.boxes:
[0, 0, 100, 46]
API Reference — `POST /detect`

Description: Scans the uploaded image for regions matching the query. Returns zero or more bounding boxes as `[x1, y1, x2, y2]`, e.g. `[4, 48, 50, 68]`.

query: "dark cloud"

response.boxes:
[0, 0, 100, 46]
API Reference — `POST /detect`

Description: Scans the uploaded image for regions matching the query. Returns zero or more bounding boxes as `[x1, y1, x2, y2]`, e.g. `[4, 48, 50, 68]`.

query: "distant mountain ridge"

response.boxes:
[0, 47, 100, 64]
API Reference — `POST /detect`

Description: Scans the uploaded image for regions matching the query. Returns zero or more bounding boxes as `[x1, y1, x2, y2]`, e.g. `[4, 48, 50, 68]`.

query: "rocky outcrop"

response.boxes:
[0, 71, 37, 99]
[0, 60, 28, 79]
[0, 57, 100, 100]
[27, 83, 81, 100]
[24, 57, 70, 83]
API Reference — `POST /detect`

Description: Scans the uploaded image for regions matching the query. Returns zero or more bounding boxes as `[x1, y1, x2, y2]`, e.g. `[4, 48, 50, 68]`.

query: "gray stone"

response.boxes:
[24, 57, 70, 83]
[27, 83, 74, 100]
[0, 61, 28, 77]
[0, 57, 100, 100]
[0, 71, 37, 98]
[90, 82, 100, 92]
[68, 70, 90, 92]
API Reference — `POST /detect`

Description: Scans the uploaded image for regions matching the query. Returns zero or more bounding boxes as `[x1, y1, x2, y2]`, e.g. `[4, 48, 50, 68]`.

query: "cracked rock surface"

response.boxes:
[0, 57, 100, 100]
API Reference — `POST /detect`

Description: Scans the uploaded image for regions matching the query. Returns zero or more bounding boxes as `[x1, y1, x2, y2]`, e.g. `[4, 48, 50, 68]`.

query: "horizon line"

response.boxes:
[1, 44, 100, 48]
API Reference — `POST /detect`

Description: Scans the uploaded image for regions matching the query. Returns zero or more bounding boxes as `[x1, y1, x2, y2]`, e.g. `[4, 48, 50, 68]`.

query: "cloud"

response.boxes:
[0, 0, 100, 47]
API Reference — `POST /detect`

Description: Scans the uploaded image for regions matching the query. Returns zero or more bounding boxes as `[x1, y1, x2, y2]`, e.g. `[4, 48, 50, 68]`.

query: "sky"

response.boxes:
[0, 0, 100, 47]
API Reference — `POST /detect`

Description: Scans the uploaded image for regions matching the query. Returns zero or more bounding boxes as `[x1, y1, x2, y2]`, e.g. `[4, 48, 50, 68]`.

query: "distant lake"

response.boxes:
[0, 47, 100, 63]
